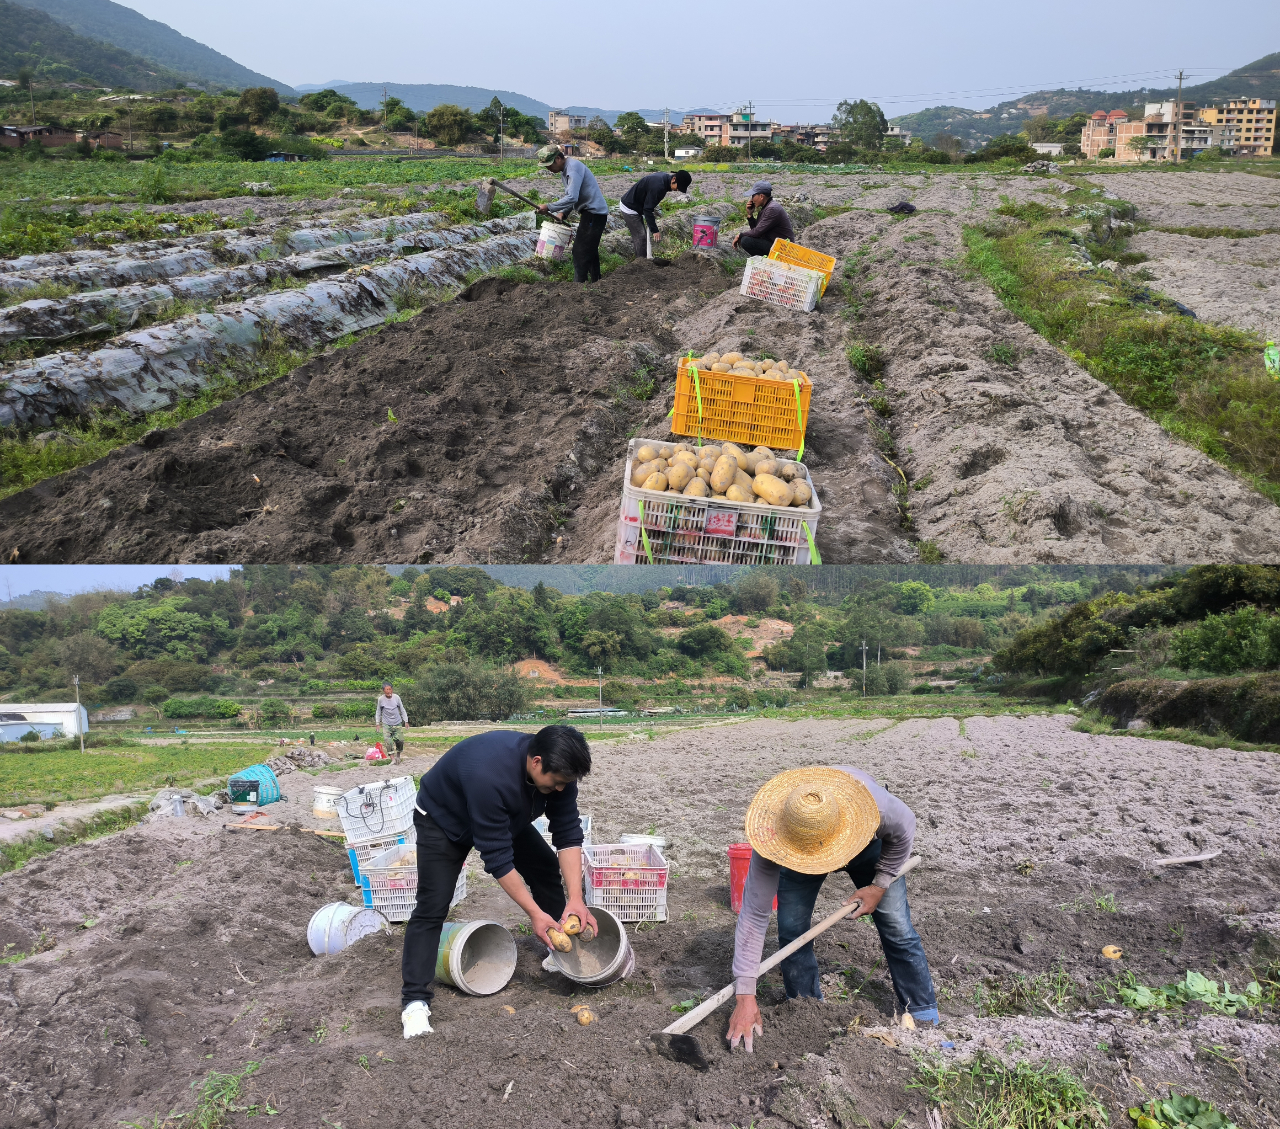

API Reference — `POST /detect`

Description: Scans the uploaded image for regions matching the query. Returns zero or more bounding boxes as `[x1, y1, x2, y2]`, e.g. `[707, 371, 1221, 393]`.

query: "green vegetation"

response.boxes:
[1117, 970, 1266, 1017]
[1130, 1093, 1237, 1129]
[964, 203, 1280, 501]
[909, 1053, 1108, 1129]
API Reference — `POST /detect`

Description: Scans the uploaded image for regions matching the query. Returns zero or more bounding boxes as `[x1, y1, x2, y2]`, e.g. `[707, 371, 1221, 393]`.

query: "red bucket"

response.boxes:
[728, 843, 777, 914]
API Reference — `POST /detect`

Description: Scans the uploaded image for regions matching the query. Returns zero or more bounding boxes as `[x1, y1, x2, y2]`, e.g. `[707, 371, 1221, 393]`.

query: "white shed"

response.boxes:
[0, 703, 89, 742]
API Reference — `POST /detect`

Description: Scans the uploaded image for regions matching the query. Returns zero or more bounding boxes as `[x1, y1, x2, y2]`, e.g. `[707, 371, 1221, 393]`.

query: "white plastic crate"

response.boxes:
[345, 831, 409, 886]
[336, 776, 415, 841]
[614, 437, 821, 566]
[583, 843, 669, 923]
[533, 813, 592, 852]
[360, 842, 467, 923]
[740, 256, 824, 312]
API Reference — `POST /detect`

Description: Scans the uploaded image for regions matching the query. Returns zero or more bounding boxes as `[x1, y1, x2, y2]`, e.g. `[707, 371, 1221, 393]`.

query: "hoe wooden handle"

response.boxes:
[662, 856, 921, 1036]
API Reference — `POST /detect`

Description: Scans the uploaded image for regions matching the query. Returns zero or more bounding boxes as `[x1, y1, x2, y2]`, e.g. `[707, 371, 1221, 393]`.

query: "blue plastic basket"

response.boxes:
[227, 763, 282, 807]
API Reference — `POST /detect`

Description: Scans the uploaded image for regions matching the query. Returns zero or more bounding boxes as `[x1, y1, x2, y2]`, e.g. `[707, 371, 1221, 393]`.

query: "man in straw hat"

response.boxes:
[728, 766, 937, 1051]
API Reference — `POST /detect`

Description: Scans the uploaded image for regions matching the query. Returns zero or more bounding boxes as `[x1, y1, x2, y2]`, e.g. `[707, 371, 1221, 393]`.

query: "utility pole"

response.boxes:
[663, 107, 670, 160]
[597, 666, 603, 731]
[861, 639, 867, 697]
[1172, 69, 1185, 164]
[73, 675, 85, 755]
[747, 100, 753, 161]
[498, 104, 504, 164]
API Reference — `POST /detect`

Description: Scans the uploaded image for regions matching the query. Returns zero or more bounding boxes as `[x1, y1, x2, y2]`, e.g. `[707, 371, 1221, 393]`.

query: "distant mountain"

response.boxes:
[891, 50, 1280, 145]
[295, 80, 354, 93]
[0, 591, 59, 610]
[298, 82, 720, 126]
[0, 0, 190, 91]
[8, 0, 296, 94]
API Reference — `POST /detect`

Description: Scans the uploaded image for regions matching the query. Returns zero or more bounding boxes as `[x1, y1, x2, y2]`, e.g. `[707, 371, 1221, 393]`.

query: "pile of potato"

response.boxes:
[629, 441, 814, 508]
[689, 352, 802, 381]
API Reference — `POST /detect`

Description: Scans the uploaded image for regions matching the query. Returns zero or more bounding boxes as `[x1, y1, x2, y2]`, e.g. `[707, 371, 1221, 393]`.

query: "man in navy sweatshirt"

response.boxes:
[619, 168, 693, 259]
[400, 724, 595, 1038]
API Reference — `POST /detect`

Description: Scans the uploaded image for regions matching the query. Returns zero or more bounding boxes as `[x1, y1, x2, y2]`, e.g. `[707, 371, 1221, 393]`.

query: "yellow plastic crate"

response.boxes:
[671, 355, 811, 453]
[768, 238, 836, 295]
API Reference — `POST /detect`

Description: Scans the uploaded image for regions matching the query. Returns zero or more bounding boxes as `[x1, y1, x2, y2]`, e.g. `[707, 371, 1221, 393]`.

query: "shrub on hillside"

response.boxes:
[1170, 607, 1280, 674]
[1098, 674, 1280, 742]
[404, 663, 529, 723]
[161, 696, 241, 719]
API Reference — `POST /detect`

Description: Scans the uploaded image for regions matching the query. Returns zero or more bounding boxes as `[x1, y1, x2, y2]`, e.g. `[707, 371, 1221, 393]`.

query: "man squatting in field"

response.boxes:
[401, 724, 596, 1038]
[728, 765, 938, 1052]
[374, 681, 408, 765]
[618, 168, 693, 259]
[732, 181, 794, 257]
[535, 145, 610, 284]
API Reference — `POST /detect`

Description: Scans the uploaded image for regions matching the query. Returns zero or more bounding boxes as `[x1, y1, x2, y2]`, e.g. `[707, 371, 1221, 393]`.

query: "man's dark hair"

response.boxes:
[673, 170, 692, 192]
[532, 725, 592, 779]
[383, 681, 394, 689]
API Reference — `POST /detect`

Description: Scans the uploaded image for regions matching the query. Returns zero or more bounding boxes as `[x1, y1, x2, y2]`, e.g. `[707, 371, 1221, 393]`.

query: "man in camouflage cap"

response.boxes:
[536, 144, 610, 283]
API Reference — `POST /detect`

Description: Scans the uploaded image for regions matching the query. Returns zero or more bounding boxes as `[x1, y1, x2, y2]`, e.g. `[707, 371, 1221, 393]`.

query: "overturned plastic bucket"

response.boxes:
[691, 216, 721, 248]
[312, 785, 343, 819]
[435, 920, 518, 996]
[536, 221, 573, 261]
[547, 906, 633, 987]
[307, 902, 387, 956]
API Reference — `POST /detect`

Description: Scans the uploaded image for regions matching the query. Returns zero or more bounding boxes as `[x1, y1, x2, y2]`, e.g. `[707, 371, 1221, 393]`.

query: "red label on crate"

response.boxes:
[704, 507, 737, 538]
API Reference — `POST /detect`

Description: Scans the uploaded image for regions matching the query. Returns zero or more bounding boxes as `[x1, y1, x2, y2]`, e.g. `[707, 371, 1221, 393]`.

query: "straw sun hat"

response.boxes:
[744, 767, 880, 874]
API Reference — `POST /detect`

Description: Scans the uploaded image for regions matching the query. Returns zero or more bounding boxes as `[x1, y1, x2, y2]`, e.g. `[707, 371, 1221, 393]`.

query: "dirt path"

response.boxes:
[2, 714, 1276, 1129]
[4, 170, 1280, 563]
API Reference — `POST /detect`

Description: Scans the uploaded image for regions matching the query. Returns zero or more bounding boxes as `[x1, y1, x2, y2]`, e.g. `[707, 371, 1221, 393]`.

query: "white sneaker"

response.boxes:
[401, 1000, 433, 1039]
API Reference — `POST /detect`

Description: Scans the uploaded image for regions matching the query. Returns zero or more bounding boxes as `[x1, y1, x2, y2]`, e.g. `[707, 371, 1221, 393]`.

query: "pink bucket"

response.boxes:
[691, 216, 720, 248]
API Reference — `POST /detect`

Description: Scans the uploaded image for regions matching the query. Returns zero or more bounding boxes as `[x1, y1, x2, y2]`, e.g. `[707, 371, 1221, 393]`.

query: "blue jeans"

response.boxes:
[777, 837, 938, 1022]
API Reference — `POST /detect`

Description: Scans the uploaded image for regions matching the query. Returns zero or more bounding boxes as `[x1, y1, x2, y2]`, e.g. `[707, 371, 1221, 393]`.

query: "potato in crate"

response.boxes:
[583, 843, 669, 923]
[740, 256, 824, 312]
[672, 352, 810, 452]
[614, 437, 821, 566]
[360, 843, 467, 923]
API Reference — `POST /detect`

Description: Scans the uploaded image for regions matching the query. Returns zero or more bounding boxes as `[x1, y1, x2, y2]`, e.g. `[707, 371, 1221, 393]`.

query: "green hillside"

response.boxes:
[9, 0, 295, 95]
[892, 51, 1280, 145]
[0, 0, 189, 91]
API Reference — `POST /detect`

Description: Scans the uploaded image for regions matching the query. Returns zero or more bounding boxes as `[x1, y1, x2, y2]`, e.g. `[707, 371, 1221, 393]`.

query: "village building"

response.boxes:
[1197, 98, 1275, 157]
[0, 124, 78, 149]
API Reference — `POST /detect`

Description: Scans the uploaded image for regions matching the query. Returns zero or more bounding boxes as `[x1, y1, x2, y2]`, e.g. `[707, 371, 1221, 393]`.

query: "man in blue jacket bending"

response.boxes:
[401, 724, 595, 1038]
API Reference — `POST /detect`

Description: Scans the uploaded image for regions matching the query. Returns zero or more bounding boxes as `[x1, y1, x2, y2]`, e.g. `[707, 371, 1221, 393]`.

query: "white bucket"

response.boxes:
[547, 906, 633, 987]
[435, 920, 518, 996]
[536, 221, 573, 261]
[620, 833, 666, 850]
[312, 786, 343, 819]
[307, 902, 387, 956]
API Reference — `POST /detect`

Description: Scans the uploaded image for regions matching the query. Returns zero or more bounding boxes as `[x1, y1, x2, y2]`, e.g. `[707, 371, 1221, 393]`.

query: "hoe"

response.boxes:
[476, 177, 575, 224]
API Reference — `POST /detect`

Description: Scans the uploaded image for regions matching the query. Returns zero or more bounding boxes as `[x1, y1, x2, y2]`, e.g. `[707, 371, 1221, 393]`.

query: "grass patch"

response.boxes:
[1069, 710, 1280, 755]
[0, 741, 267, 807]
[909, 1052, 1108, 1129]
[1148, 225, 1280, 239]
[963, 214, 1280, 501]
[846, 339, 885, 377]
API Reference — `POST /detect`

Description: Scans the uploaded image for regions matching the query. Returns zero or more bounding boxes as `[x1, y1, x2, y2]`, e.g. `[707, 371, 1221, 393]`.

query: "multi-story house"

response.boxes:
[547, 111, 587, 135]
[1198, 98, 1275, 157]
[680, 110, 776, 149]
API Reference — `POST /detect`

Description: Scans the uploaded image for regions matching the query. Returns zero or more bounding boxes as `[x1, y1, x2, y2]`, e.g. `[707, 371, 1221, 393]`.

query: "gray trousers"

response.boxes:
[621, 211, 651, 259]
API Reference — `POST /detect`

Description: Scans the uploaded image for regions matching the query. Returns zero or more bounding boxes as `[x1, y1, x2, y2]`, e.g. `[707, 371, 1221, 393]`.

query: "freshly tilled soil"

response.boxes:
[2, 714, 1277, 1129]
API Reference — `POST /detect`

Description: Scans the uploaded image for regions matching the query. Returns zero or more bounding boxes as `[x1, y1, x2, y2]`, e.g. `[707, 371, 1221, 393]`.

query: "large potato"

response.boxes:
[710, 455, 737, 494]
[698, 456, 717, 474]
[666, 463, 694, 490]
[641, 471, 668, 492]
[755, 458, 779, 478]
[673, 450, 699, 469]
[659, 445, 674, 460]
[726, 483, 753, 503]
[684, 478, 710, 497]
[636, 444, 659, 464]
[775, 360, 790, 374]
[776, 461, 799, 481]
[631, 459, 659, 487]
[753, 473, 794, 507]
[711, 362, 732, 373]
[734, 467, 754, 492]
[698, 352, 720, 366]
[702, 445, 722, 460]
[721, 443, 747, 470]
[791, 480, 813, 507]
[720, 352, 743, 365]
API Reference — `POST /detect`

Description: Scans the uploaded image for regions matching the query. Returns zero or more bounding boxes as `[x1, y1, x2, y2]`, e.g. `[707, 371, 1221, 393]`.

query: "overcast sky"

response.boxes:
[122, 0, 1267, 120]
[0, 566, 233, 600]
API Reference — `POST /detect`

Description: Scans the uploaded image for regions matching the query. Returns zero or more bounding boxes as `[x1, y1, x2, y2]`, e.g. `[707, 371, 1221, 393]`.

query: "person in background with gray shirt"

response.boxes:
[732, 181, 794, 256]
[727, 766, 937, 1053]
[535, 144, 610, 284]
[375, 681, 409, 764]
